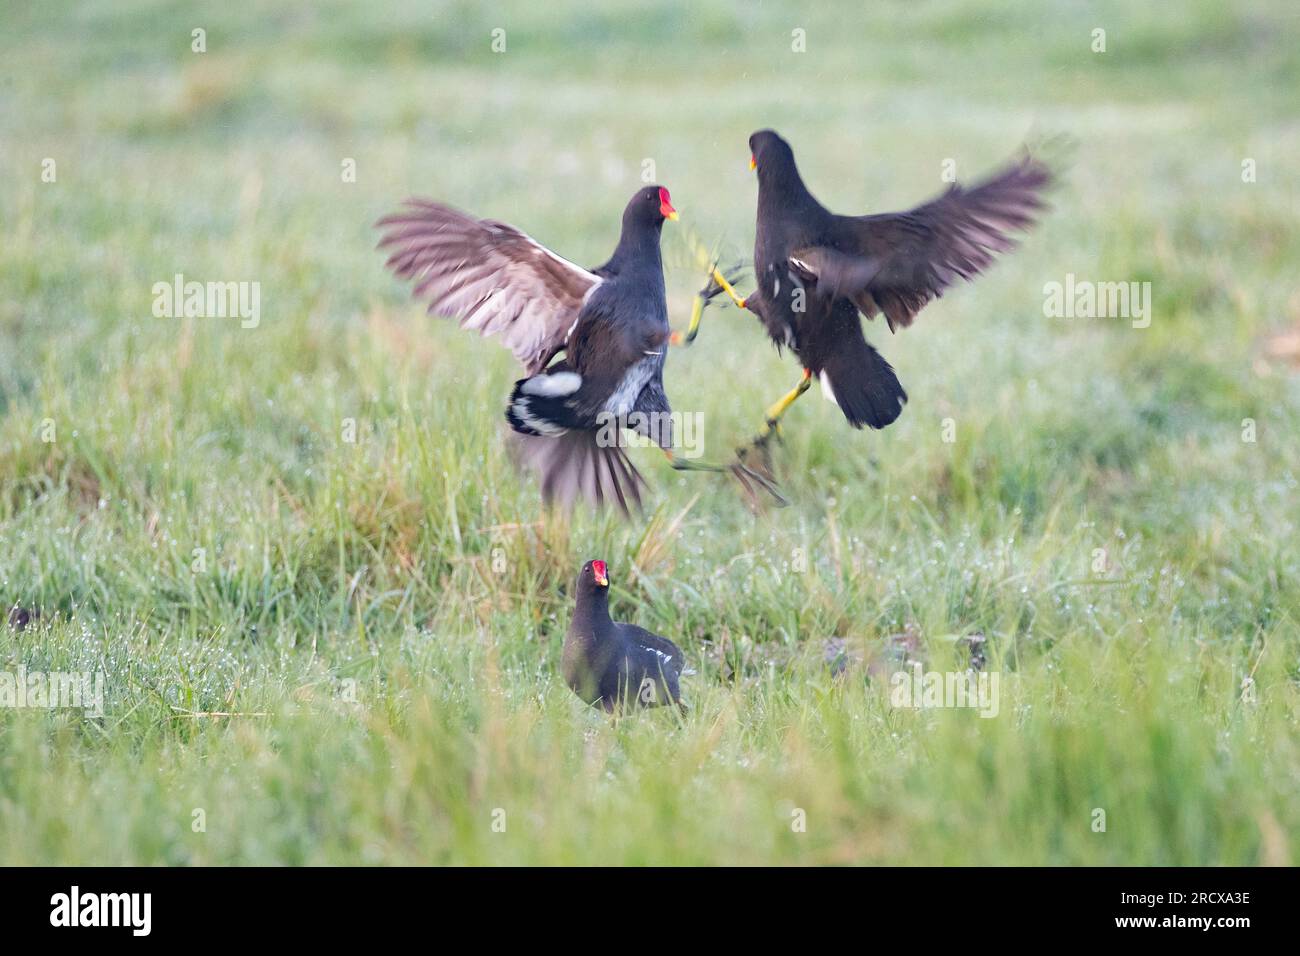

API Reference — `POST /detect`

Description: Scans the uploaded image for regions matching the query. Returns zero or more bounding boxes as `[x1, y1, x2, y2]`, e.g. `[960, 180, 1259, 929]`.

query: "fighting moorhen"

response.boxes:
[707, 129, 1052, 466]
[379, 186, 706, 515]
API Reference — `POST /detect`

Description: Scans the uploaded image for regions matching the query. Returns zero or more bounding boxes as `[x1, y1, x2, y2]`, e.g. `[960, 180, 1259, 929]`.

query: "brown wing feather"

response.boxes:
[376, 199, 600, 373]
[793, 155, 1052, 331]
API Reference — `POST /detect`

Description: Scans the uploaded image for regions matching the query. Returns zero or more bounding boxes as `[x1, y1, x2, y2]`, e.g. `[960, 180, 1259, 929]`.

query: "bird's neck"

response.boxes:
[606, 222, 664, 276]
[758, 160, 821, 219]
[572, 586, 613, 642]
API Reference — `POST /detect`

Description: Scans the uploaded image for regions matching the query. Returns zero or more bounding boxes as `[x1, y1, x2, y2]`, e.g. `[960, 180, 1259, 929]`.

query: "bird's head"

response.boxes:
[625, 185, 678, 227]
[748, 129, 794, 176]
[582, 559, 610, 589]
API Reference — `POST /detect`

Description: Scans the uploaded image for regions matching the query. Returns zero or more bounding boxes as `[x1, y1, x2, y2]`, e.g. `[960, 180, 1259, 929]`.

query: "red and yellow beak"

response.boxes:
[592, 560, 609, 587]
[749, 154, 757, 171]
[658, 187, 678, 221]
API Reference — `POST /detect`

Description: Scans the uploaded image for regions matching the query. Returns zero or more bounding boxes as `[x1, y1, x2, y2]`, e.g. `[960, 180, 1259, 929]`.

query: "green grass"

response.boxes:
[1, 0, 1298, 864]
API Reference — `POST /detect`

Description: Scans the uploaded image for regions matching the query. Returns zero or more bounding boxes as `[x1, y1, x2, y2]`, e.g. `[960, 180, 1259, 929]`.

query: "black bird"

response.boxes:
[378, 186, 696, 514]
[710, 129, 1053, 465]
[6, 604, 39, 631]
[563, 559, 686, 713]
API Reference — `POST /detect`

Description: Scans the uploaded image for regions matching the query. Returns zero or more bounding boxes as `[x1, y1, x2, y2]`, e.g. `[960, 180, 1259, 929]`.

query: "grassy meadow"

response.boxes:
[1, 0, 1298, 864]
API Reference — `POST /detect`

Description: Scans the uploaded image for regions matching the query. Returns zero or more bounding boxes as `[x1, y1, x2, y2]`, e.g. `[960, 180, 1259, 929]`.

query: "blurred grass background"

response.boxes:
[0, 0, 1297, 864]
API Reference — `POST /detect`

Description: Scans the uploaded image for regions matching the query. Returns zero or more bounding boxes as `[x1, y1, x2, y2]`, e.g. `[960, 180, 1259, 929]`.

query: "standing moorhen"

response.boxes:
[707, 129, 1053, 469]
[378, 186, 728, 515]
[562, 559, 687, 714]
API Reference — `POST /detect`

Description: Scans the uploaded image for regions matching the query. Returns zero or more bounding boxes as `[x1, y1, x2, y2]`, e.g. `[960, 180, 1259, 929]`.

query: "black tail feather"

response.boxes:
[503, 367, 647, 515]
[820, 337, 908, 430]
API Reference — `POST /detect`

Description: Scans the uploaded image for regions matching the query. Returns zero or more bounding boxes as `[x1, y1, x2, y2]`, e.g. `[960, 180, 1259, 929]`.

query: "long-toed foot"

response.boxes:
[708, 265, 748, 311]
[727, 457, 787, 511]
[734, 424, 780, 484]
[732, 370, 812, 486]
[671, 260, 749, 347]
[664, 450, 785, 508]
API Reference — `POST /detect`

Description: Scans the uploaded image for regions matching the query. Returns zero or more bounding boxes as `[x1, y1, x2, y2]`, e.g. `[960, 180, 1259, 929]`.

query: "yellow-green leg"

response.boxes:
[709, 265, 747, 310]
[734, 369, 813, 476]
[670, 266, 747, 347]
[669, 294, 706, 347]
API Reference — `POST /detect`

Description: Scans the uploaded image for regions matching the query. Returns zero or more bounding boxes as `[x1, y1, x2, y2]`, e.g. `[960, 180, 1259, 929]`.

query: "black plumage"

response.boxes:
[377, 186, 682, 514]
[742, 129, 1053, 430]
[562, 560, 686, 713]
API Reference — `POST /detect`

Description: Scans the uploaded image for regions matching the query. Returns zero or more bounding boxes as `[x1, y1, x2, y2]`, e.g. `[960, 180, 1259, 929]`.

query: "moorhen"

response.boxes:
[378, 186, 727, 514]
[706, 129, 1052, 467]
[562, 559, 686, 713]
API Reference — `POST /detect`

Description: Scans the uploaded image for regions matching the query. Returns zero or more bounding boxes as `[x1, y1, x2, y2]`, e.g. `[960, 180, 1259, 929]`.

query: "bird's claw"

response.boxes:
[698, 265, 724, 300]
[735, 422, 780, 466]
[730, 428, 786, 507]
[727, 458, 787, 511]
[666, 446, 785, 509]
[699, 261, 750, 311]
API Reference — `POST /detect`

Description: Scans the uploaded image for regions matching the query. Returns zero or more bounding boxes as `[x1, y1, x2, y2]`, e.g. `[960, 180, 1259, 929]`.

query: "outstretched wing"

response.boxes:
[376, 199, 601, 373]
[791, 154, 1052, 331]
